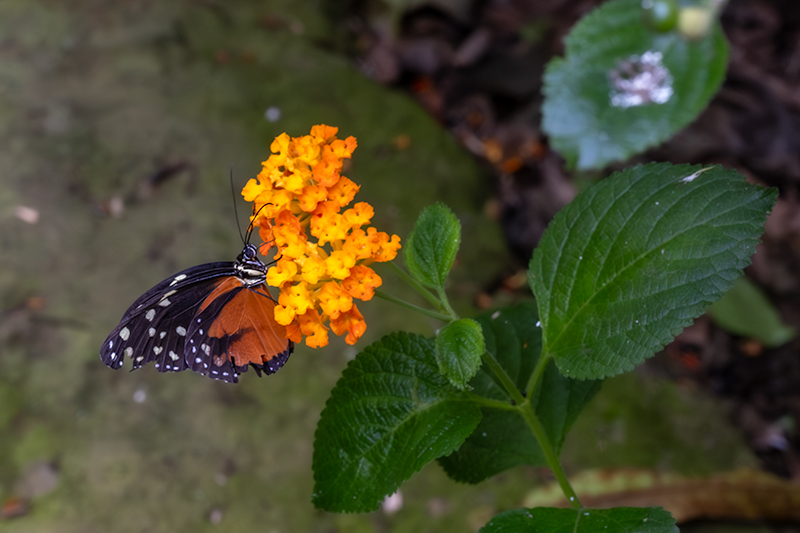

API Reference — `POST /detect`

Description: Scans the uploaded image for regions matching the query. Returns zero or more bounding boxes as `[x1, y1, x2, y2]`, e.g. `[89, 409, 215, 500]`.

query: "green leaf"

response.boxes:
[530, 163, 777, 380]
[708, 276, 796, 347]
[312, 332, 481, 512]
[480, 507, 678, 533]
[435, 318, 485, 389]
[541, 0, 728, 170]
[403, 203, 461, 289]
[438, 303, 601, 483]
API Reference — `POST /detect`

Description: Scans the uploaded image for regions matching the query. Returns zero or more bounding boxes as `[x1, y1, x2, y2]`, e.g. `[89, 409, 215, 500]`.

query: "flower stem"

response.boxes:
[386, 262, 443, 310]
[374, 290, 452, 322]
[517, 401, 583, 508]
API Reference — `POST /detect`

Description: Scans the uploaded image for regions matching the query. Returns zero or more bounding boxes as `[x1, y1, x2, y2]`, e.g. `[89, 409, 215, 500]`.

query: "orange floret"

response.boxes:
[242, 125, 400, 348]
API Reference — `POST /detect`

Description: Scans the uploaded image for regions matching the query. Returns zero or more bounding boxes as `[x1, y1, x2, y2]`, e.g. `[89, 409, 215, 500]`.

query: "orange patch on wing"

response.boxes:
[198, 277, 241, 313]
[206, 282, 290, 367]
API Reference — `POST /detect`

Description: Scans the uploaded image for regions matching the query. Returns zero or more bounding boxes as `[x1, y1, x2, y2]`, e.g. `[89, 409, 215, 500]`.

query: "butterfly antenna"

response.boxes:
[245, 202, 271, 244]
[230, 165, 246, 245]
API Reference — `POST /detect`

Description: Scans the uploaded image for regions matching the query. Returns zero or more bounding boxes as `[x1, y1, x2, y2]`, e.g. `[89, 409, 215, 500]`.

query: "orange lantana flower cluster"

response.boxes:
[242, 125, 401, 348]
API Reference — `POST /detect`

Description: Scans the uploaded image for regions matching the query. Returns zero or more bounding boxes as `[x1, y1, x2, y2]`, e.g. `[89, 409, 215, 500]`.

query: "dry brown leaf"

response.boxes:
[522, 468, 800, 523]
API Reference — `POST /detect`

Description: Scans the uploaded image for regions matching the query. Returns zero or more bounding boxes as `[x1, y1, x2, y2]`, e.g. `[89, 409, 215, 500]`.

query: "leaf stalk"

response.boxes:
[480, 350, 525, 406]
[386, 262, 447, 311]
[374, 290, 452, 322]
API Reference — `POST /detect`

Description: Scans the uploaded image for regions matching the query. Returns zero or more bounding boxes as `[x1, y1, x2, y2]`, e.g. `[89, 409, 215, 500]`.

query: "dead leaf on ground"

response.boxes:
[522, 468, 800, 523]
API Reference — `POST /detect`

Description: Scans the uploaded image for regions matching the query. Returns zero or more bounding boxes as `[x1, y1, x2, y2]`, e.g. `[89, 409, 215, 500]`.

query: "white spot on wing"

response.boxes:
[159, 331, 166, 339]
[176, 326, 187, 336]
[169, 350, 179, 361]
[119, 327, 130, 341]
[148, 327, 156, 337]
[169, 274, 187, 286]
[108, 340, 113, 349]
[124, 347, 133, 358]
[145, 309, 156, 321]
[110, 352, 116, 360]
[153, 346, 163, 355]
[159, 298, 171, 307]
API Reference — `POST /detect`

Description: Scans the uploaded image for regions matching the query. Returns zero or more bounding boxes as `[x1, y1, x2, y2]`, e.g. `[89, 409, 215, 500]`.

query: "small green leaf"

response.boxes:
[530, 163, 777, 380]
[708, 276, 795, 347]
[542, 0, 728, 169]
[435, 318, 485, 389]
[438, 303, 601, 483]
[312, 332, 481, 512]
[480, 507, 678, 533]
[403, 203, 461, 289]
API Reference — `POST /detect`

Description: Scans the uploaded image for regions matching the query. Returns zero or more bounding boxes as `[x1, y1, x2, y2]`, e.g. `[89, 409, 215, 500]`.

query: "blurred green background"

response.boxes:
[0, 1, 756, 531]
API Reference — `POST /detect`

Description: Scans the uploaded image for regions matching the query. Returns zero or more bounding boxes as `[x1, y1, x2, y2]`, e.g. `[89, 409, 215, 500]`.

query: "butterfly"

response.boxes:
[100, 243, 293, 383]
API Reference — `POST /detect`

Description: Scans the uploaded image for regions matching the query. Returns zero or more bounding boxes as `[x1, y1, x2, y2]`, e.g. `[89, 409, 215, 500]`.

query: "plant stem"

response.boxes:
[514, 350, 581, 508]
[386, 262, 443, 310]
[517, 402, 583, 509]
[525, 352, 553, 400]
[435, 286, 458, 320]
[374, 290, 452, 322]
[465, 394, 519, 412]
[480, 350, 525, 406]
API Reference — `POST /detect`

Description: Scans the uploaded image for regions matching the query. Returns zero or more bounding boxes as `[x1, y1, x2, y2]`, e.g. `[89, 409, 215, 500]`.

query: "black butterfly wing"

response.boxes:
[100, 262, 236, 374]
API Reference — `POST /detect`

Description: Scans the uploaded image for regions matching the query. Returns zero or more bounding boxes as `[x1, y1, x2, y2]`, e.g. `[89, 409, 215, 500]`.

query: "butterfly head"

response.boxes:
[234, 243, 268, 287]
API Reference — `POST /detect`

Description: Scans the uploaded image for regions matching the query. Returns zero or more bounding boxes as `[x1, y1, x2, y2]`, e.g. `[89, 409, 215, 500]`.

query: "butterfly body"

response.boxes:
[100, 244, 293, 383]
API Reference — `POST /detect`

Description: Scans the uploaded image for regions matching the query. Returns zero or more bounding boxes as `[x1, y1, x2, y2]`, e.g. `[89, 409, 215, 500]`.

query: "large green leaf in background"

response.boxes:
[530, 163, 777, 380]
[542, 0, 728, 169]
[438, 303, 601, 484]
[312, 333, 481, 512]
[708, 275, 796, 347]
[480, 506, 678, 533]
